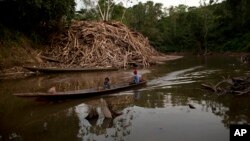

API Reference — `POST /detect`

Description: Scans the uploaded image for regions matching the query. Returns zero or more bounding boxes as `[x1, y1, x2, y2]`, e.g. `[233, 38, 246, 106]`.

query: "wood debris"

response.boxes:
[42, 20, 160, 68]
[201, 76, 250, 95]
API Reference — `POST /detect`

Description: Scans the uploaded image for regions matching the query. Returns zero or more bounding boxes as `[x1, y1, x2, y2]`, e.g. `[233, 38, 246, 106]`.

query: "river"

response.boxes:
[0, 55, 249, 141]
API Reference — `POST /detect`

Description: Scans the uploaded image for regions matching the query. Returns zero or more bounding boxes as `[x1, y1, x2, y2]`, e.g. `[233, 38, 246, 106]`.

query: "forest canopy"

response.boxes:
[0, 0, 249, 53]
[0, 0, 75, 35]
[74, 0, 250, 53]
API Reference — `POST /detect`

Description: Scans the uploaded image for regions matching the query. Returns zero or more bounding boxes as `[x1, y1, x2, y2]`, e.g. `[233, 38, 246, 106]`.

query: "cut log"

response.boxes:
[39, 55, 61, 63]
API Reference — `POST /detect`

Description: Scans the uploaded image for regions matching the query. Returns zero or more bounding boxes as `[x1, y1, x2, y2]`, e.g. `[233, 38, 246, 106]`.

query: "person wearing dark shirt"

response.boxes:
[103, 77, 110, 89]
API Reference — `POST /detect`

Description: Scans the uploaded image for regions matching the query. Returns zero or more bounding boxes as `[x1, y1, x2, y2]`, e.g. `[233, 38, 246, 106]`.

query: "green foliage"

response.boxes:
[227, 0, 250, 32]
[0, 0, 75, 37]
[0, 34, 36, 68]
[221, 33, 250, 52]
[111, 4, 126, 21]
[123, 1, 163, 47]
[1, 0, 249, 53]
[75, 9, 99, 20]
[0, 24, 21, 42]
[120, 0, 250, 53]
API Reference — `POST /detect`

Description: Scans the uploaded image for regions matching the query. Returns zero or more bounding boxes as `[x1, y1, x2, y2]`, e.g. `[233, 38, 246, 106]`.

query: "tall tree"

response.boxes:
[83, 0, 115, 21]
[81, 0, 132, 21]
[227, 0, 250, 32]
[124, 1, 163, 45]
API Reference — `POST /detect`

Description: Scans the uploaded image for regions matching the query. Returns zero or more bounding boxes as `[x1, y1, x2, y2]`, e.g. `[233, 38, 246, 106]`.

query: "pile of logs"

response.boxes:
[201, 76, 250, 95]
[43, 20, 160, 68]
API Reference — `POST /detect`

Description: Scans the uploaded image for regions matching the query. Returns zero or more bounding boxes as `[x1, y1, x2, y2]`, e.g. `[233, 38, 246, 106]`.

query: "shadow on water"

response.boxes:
[0, 55, 250, 141]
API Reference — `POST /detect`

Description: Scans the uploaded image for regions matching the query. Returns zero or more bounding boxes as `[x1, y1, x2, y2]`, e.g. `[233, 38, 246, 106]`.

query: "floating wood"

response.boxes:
[201, 76, 250, 95]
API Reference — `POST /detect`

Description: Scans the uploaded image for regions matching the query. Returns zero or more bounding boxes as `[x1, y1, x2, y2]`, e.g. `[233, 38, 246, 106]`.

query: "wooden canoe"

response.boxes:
[23, 66, 118, 73]
[13, 81, 147, 99]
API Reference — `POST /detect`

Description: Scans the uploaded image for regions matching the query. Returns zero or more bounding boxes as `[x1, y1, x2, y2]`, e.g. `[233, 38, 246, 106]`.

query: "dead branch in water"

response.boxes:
[201, 76, 250, 96]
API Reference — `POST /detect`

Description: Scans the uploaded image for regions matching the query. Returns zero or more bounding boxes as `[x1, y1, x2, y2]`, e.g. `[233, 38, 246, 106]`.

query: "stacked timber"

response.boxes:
[43, 20, 160, 68]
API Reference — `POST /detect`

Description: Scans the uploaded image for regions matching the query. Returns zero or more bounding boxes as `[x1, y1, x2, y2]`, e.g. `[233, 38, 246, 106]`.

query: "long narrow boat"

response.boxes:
[13, 81, 147, 99]
[23, 66, 118, 73]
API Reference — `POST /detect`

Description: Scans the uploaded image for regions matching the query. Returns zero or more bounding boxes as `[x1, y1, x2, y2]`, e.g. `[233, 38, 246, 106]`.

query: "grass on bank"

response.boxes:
[0, 28, 37, 69]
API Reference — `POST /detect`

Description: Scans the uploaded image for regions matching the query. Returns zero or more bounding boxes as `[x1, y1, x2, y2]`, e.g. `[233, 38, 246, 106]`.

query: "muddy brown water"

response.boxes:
[0, 55, 249, 141]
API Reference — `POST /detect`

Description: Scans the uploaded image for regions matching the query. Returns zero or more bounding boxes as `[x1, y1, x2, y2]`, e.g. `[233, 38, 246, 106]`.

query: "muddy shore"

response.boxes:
[0, 55, 183, 80]
[1, 52, 249, 80]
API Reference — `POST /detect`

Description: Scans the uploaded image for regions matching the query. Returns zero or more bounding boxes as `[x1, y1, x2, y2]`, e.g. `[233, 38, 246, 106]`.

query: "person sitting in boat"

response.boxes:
[48, 86, 56, 94]
[103, 77, 111, 89]
[132, 63, 138, 74]
[133, 70, 140, 84]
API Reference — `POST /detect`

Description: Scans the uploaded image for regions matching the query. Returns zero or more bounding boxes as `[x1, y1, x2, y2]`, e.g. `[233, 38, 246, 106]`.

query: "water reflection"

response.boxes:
[133, 90, 140, 100]
[147, 66, 203, 90]
[0, 55, 250, 141]
[75, 104, 134, 141]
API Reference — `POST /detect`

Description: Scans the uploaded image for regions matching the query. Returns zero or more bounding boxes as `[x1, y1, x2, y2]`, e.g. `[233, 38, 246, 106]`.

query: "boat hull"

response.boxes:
[23, 66, 118, 73]
[13, 81, 147, 99]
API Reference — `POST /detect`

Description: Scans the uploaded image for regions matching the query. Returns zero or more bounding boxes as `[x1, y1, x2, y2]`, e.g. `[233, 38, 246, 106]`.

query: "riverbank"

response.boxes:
[0, 37, 183, 80]
[0, 21, 183, 80]
[2, 51, 250, 80]
[0, 44, 184, 80]
[0, 36, 248, 80]
[0, 54, 183, 80]
[0, 35, 40, 79]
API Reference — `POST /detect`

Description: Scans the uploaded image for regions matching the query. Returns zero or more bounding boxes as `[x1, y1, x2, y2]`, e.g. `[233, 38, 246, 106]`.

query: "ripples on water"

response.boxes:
[0, 55, 249, 141]
[148, 66, 203, 88]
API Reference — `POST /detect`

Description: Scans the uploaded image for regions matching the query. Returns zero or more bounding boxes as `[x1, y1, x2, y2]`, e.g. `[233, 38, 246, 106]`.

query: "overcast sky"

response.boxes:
[135, 0, 202, 7]
[76, 0, 221, 11]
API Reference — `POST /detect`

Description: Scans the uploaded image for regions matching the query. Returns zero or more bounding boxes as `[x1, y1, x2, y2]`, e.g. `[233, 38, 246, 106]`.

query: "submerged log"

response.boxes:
[201, 84, 217, 92]
[201, 76, 250, 95]
[240, 54, 250, 64]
